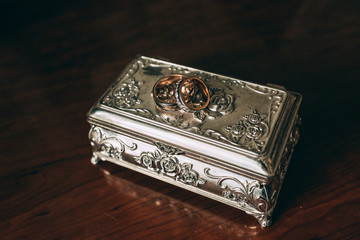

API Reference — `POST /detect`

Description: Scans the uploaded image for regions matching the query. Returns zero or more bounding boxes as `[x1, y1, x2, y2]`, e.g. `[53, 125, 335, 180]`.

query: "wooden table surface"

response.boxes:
[1, 0, 359, 239]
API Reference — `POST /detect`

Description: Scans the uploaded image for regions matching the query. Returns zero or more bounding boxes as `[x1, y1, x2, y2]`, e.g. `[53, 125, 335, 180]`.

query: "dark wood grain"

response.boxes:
[1, 0, 359, 239]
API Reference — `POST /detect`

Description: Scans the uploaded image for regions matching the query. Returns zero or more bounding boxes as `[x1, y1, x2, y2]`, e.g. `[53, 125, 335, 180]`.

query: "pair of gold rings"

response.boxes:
[153, 75, 210, 111]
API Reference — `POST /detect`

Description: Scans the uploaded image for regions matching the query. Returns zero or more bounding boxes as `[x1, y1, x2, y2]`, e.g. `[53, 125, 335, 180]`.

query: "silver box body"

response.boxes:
[87, 56, 302, 227]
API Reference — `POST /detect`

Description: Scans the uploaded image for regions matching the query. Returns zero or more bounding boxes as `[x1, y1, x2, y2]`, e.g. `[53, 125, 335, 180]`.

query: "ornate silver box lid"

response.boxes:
[87, 56, 302, 226]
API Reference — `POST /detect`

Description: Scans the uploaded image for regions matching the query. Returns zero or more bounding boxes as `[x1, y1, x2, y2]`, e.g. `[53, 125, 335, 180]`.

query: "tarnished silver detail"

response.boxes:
[205, 88, 234, 119]
[187, 87, 234, 122]
[101, 59, 143, 108]
[88, 56, 302, 227]
[135, 143, 205, 186]
[224, 110, 269, 152]
[154, 141, 185, 155]
[89, 125, 206, 187]
[243, 84, 284, 124]
[102, 78, 142, 108]
[89, 126, 137, 164]
[203, 117, 301, 227]
[100, 57, 284, 154]
[275, 115, 301, 181]
[204, 168, 274, 227]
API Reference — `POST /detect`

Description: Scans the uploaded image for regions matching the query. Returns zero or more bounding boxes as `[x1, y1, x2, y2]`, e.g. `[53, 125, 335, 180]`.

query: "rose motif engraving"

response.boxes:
[246, 125, 263, 139]
[205, 88, 234, 119]
[225, 121, 246, 143]
[135, 142, 206, 186]
[102, 78, 142, 108]
[177, 163, 205, 185]
[100, 57, 285, 154]
[224, 110, 269, 152]
[159, 155, 180, 174]
[191, 88, 234, 122]
[245, 110, 267, 125]
[136, 151, 157, 170]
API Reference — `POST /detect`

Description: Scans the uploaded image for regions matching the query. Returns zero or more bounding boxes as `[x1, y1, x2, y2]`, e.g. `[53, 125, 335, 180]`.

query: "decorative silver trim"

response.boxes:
[87, 56, 302, 227]
[90, 126, 206, 187]
[99, 57, 285, 154]
[135, 143, 206, 186]
[190, 88, 234, 123]
[88, 110, 300, 228]
[202, 117, 300, 227]
[102, 78, 142, 109]
[204, 168, 274, 227]
[224, 110, 269, 152]
[154, 141, 185, 155]
[89, 126, 137, 164]
[101, 59, 143, 108]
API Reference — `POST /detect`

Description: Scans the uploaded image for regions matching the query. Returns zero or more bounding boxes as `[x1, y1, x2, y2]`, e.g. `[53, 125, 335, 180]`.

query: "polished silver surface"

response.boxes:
[87, 56, 302, 227]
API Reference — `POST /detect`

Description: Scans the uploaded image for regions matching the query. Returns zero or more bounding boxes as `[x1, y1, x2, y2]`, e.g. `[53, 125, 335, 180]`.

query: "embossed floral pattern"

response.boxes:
[204, 168, 274, 212]
[224, 121, 246, 143]
[224, 110, 269, 152]
[155, 142, 185, 155]
[102, 143, 122, 159]
[136, 151, 157, 170]
[89, 126, 137, 164]
[177, 163, 205, 185]
[204, 168, 274, 227]
[102, 78, 141, 108]
[159, 154, 179, 174]
[99, 58, 285, 155]
[192, 88, 234, 122]
[135, 143, 205, 186]
[206, 88, 234, 119]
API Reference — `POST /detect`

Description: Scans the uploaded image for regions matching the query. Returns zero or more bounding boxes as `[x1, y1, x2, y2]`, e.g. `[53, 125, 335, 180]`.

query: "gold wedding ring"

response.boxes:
[153, 75, 210, 111]
[153, 74, 186, 110]
[177, 77, 210, 111]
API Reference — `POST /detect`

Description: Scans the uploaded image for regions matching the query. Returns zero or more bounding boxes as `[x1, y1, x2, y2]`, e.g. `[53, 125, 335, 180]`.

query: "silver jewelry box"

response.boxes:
[87, 55, 302, 227]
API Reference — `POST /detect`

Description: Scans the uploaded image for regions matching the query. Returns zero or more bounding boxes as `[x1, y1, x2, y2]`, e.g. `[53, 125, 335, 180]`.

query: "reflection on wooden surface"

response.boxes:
[101, 166, 261, 238]
[0, 0, 360, 239]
